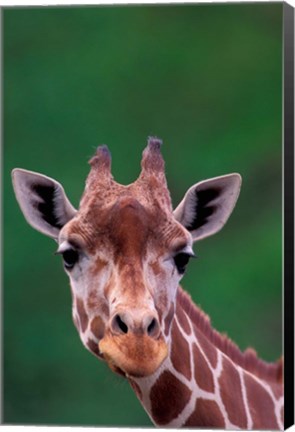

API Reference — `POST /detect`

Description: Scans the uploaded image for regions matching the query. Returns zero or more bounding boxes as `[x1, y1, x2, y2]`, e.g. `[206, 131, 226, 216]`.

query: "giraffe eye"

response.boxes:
[173, 252, 193, 274]
[62, 248, 79, 270]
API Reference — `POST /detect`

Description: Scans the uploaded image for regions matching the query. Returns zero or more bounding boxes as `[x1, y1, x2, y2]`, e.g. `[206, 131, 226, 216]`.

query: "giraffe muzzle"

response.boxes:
[98, 329, 168, 378]
[99, 310, 168, 377]
[98, 307, 168, 377]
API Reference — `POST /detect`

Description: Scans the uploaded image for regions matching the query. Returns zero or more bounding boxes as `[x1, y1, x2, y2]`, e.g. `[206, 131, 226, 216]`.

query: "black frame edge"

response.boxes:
[284, 1, 295, 430]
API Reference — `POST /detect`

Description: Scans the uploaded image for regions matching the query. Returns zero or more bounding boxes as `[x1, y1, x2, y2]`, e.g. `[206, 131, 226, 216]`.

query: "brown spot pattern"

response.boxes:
[193, 343, 214, 392]
[150, 370, 192, 425]
[195, 328, 217, 369]
[86, 338, 103, 358]
[89, 257, 107, 276]
[177, 287, 282, 383]
[150, 260, 162, 276]
[90, 316, 105, 340]
[90, 286, 110, 318]
[87, 290, 100, 310]
[171, 321, 191, 380]
[184, 398, 225, 428]
[219, 356, 247, 428]
[176, 302, 191, 335]
[244, 372, 278, 429]
[76, 297, 89, 332]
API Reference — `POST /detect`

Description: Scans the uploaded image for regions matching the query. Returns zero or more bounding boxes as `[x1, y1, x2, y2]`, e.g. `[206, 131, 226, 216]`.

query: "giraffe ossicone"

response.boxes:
[12, 137, 283, 429]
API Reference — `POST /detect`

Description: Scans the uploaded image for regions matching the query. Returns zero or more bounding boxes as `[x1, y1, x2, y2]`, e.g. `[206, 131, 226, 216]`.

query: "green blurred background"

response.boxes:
[4, 3, 282, 426]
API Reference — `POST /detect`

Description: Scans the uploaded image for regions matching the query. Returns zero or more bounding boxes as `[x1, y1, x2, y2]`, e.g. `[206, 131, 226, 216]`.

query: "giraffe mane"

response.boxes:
[177, 286, 283, 383]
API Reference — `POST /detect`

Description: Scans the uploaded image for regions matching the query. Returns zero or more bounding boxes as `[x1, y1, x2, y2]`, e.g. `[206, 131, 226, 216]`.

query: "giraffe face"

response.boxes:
[12, 137, 241, 379]
[58, 194, 193, 377]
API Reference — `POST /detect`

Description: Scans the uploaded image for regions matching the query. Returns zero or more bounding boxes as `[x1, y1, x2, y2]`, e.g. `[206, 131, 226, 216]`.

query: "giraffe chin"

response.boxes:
[98, 333, 168, 378]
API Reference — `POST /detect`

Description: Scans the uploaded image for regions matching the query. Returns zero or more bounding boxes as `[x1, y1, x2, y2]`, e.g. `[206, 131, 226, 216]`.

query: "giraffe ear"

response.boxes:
[12, 169, 77, 239]
[173, 174, 241, 241]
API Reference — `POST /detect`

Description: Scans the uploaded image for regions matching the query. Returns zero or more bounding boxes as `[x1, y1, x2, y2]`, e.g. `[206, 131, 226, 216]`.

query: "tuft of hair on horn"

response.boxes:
[141, 136, 165, 174]
[89, 145, 112, 171]
[147, 136, 163, 151]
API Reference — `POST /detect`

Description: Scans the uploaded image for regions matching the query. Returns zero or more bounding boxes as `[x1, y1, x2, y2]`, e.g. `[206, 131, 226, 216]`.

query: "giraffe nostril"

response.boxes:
[112, 314, 128, 335]
[147, 318, 156, 335]
[111, 312, 160, 338]
[146, 317, 160, 338]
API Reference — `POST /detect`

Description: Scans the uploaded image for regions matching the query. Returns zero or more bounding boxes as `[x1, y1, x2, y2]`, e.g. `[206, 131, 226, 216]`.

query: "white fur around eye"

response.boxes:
[178, 244, 195, 257]
[57, 240, 73, 254]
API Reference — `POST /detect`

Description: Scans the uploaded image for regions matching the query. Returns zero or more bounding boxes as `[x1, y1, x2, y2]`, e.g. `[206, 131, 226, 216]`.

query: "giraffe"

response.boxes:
[11, 137, 283, 429]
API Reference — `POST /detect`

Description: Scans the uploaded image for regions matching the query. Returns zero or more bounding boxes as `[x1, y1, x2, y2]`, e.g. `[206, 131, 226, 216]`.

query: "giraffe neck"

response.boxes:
[128, 287, 284, 429]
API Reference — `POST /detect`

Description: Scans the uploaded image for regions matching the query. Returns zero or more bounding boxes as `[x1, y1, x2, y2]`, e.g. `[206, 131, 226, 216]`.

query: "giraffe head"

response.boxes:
[12, 138, 241, 378]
